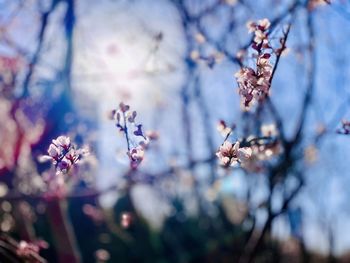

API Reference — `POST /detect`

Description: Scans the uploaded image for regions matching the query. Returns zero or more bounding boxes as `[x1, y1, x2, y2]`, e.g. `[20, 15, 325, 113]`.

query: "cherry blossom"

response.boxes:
[216, 141, 252, 167]
[128, 146, 145, 169]
[235, 53, 272, 108]
[111, 103, 155, 169]
[246, 18, 271, 47]
[235, 18, 289, 109]
[261, 123, 278, 137]
[241, 140, 282, 172]
[217, 120, 233, 137]
[41, 136, 88, 175]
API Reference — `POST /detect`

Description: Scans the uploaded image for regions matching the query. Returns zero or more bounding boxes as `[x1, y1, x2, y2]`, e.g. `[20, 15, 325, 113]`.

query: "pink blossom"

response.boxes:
[128, 147, 145, 169]
[216, 141, 252, 167]
[52, 135, 71, 150]
[254, 30, 268, 46]
[217, 120, 233, 137]
[42, 136, 88, 175]
[235, 53, 272, 109]
[47, 144, 61, 159]
[241, 140, 282, 172]
[246, 18, 271, 47]
[246, 21, 257, 33]
[257, 18, 271, 31]
[111, 102, 154, 169]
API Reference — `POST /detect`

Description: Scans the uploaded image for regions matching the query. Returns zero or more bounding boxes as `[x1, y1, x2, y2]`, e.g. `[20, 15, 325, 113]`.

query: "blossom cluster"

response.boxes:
[42, 136, 88, 175]
[235, 54, 272, 108]
[111, 102, 157, 169]
[235, 19, 273, 109]
[244, 125, 281, 171]
[246, 18, 271, 49]
[216, 141, 252, 167]
[216, 124, 281, 170]
[242, 140, 281, 172]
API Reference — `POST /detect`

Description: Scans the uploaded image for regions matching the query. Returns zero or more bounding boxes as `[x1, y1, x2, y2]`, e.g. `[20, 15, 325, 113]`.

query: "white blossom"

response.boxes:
[216, 141, 252, 167]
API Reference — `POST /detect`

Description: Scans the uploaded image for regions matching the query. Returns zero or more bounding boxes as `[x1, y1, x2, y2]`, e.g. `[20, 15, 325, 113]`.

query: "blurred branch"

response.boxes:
[291, 10, 316, 144]
[46, 199, 81, 263]
[193, 73, 217, 183]
[62, 0, 75, 93]
[0, 154, 219, 201]
[21, 0, 59, 98]
[0, 1, 28, 56]
[265, 23, 292, 142]
[174, 0, 196, 165]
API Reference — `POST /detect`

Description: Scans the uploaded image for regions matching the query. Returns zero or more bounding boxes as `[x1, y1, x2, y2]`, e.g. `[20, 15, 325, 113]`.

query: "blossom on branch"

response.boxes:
[111, 102, 157, 169]
[235, 18, 292, 110]
[41, 136, 88, 175]
[246, 18, 271, 49]
[128, 146, 145, 169]
[216, 141, 252, 167]
[235, 53, 272, 109]
[217, 120, 234, 137]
